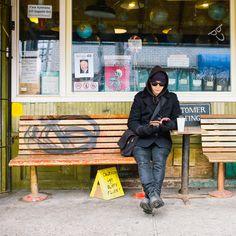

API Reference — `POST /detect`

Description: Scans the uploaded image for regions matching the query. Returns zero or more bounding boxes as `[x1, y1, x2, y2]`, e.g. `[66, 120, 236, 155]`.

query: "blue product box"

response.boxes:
[197, 54, 230, 91]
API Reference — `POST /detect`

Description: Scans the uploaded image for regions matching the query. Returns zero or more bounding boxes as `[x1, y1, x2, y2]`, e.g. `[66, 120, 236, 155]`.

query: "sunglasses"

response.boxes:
[151, 81, 165, 87]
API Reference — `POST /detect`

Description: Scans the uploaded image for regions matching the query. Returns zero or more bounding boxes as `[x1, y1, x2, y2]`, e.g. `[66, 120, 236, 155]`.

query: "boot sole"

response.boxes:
[140, 202, 153, 214]
[151, 200, 164, 209]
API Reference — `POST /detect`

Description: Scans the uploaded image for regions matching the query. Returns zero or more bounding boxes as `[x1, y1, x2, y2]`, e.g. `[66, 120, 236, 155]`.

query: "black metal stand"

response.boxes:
[180, 134, 190, 195]
[165, 134, 208, 204]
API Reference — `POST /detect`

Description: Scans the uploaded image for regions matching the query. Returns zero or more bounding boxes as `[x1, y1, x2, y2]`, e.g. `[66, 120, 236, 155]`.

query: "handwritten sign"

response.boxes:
[90, 167, 124, 200]
[180, 103, 211, 126]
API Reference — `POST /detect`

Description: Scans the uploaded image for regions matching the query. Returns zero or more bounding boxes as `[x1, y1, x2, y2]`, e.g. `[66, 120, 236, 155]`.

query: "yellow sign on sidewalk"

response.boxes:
[90, 167, 124, 200]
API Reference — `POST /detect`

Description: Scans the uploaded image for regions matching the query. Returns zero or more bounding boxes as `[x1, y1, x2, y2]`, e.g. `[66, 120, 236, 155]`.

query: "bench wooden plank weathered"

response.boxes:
[9, 115, 136, 201]
[200, 114, 236, 198]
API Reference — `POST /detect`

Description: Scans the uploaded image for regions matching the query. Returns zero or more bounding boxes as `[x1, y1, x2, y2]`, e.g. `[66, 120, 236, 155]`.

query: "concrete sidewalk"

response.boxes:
[1, 188, 236, 236]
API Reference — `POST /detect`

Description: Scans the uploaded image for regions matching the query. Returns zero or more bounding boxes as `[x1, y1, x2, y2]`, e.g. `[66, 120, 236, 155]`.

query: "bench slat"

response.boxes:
[203, 153, 236, 162]
[202, 142, 236, 147]
[9, 154, 136, 166]
[201, 124, 236, 130]
[202, 136, 236, 141]
[201, 131, 236, 135]
[20, 137, 120, 144]
[18, 148, 121, 155]
[19, 130, 124, 138]
[19, 143, 120, 149]
[19, 125, 127, 132]
[20, 115, 129, 120]
[201, 115, 236, 119]
[20, 119, 128, 126]
[202, 147, 236, 152]
[201, 118, 236, 123]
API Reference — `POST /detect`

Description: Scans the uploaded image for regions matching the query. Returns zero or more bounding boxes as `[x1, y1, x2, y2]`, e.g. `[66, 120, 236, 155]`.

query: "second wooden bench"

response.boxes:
[200, 114, 236, 198]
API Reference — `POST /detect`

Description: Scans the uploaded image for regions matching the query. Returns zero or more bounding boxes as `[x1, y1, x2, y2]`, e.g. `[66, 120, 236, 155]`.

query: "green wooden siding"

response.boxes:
[11, 102, 236, 190]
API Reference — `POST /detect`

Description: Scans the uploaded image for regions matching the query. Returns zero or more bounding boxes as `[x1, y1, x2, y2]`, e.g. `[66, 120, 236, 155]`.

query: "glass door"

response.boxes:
[0, 0, 12, 193]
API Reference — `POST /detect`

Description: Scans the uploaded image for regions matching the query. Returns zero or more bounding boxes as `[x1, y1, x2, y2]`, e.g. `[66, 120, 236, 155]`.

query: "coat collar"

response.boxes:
[141, 88, 170, 107]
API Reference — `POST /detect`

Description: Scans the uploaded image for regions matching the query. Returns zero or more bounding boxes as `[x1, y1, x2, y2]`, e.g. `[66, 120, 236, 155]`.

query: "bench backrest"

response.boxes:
[18, 115, 128, 156]
[200, 114, 236, 153]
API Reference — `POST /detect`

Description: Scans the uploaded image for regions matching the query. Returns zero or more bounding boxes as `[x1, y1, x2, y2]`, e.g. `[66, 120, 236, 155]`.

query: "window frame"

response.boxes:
[11, 0, 236, 102]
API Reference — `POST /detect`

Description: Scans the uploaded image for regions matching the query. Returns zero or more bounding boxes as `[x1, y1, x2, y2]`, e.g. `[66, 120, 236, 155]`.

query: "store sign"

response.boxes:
[180, 103, 211, 126]
[27, 5, 52, 19]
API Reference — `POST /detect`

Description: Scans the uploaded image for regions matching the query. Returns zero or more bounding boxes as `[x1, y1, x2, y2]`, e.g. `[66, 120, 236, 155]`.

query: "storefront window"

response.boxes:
[72, 0, 230, 93]
[19, 0, 60, 95]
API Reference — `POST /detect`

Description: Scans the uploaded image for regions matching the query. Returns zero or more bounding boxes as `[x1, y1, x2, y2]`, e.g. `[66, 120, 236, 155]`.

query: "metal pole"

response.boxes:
[180, 134, 190, 195]
[7, 3, 12, 192]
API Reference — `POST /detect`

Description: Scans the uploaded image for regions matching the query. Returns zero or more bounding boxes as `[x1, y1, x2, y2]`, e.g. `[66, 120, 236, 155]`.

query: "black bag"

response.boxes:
[117, 129, 138, 157]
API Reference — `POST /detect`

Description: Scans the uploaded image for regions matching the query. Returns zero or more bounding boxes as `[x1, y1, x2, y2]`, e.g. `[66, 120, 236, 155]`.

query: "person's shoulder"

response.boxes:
[166, 91, 178, 100]
[132, 91, 144, 104]
[134, 90, 142, 97]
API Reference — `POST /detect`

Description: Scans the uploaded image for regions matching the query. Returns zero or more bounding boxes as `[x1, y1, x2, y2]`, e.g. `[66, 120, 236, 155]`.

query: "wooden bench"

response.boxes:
[200, 114, 236, 198]
[9, 115, 135, 202]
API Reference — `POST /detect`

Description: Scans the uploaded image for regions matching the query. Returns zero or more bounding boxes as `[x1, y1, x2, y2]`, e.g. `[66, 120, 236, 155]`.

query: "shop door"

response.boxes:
[0, 0, 12, 193]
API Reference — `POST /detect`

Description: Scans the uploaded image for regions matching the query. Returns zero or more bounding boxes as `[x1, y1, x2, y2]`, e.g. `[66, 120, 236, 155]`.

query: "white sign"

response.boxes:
[41, 73, 59, 94]
[74, 53, 94, 78]
[28, 5, 52, 19]
[20, 58, 41, 83]
[128, 39, 142, 51]
[167, 54, 190, 68]
[104, 55, 131, 66]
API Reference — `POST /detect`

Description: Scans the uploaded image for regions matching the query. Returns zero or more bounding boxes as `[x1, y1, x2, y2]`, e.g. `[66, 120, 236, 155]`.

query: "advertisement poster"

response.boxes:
[74, 53, 94, 78]
[104, 55, 131, 92]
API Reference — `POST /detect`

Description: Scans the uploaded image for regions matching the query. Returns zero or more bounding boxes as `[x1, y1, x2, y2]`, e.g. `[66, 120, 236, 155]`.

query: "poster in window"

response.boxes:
[104, 55, 131, 92]
[19, 51, 41, 94]
[74, 53, 94, 78]
[41, 72, 59, 95]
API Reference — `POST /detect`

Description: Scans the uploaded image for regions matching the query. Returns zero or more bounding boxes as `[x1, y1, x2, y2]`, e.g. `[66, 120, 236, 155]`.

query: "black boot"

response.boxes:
[140, 197, 153, 214]
[149, 193, 164, 209]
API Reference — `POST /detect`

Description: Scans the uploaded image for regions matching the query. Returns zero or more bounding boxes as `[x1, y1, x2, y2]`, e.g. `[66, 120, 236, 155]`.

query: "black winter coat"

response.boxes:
[127, 88, 181, 150]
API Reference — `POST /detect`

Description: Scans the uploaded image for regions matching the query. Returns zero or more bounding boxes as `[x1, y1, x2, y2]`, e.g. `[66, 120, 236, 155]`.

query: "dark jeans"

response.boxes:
[133, 145, 170, 197]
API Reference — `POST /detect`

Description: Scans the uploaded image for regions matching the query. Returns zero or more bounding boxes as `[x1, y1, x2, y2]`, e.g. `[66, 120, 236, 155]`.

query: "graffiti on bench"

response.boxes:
[24, 119, 100, 154]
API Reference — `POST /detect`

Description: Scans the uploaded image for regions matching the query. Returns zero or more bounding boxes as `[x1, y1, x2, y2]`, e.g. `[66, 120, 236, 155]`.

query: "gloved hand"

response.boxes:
[135, 124, 159, 137]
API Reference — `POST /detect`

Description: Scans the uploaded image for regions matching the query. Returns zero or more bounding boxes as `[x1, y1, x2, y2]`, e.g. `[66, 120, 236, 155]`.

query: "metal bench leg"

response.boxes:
[208, 162, 233, 198]
[22, 166, 48, 202]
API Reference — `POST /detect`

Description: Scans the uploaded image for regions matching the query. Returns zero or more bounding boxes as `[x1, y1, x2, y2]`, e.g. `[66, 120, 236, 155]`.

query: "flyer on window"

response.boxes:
[19, 51, 41, 94]
[74, 53, 94, 78]
[104, 55, 131, 92]
[41, 71, 59, 95]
